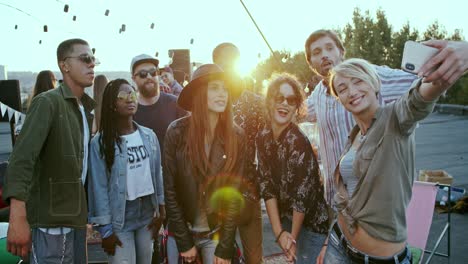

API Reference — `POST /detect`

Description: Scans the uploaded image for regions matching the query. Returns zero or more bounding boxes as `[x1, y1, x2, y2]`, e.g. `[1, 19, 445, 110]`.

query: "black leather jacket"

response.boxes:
[163, 116, 245, 259]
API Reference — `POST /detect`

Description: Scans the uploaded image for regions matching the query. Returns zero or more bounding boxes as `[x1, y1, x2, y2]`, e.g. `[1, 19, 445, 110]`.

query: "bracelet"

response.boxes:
[275, 230, 286, 243]
[322, 243, 328, 247]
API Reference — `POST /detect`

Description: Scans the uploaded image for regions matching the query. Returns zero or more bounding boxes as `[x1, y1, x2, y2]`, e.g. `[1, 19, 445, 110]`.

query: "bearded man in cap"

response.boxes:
[130, 54, 186, 263]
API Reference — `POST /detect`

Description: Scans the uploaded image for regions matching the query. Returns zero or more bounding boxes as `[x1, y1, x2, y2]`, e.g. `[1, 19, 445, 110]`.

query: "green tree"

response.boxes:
[252, 8, 467, 104]
[371, 9, 393, 65]
[423, 21, 447, 40]
[253, 50, 314, 93]
[450, 29, 464, 41]
[388, 22, 419, 69]
[342, 8, 392, 65]
[422, 22, 467, 105]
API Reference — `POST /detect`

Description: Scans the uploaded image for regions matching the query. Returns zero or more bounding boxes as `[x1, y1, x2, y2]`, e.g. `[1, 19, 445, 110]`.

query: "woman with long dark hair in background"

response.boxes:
[27, 70, 57, 109]
[91, 74, 109, 135]
[15, 70, 57, 136]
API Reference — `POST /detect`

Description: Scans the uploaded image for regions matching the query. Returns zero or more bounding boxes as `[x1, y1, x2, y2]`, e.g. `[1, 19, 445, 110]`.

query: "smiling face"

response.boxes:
[207, 79, 228, 113]
[269, 82, 298, 128]
[333, 74, 379, 116]
[308, 36, 344, 77]
[115, 83, 138, 117]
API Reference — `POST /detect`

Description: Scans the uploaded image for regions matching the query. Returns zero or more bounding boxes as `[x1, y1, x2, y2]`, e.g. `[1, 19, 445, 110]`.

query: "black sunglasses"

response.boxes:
[274, 95, 298, 106]
[64, 54, 100, 65]
[134, 68, 158, 79]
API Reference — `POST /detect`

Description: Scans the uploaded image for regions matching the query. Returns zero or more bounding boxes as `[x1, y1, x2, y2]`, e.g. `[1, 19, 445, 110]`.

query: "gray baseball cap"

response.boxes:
[130, 54, 159, 74]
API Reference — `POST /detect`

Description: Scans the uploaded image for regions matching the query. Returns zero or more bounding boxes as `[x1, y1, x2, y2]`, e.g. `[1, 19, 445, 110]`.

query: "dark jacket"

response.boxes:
[3, 83, 95, 228]
[163, 116, 244, 259]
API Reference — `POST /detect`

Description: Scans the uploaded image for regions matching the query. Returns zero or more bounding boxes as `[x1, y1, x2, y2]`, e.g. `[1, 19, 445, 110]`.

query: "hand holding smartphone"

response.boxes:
[401, 41, 439, 75]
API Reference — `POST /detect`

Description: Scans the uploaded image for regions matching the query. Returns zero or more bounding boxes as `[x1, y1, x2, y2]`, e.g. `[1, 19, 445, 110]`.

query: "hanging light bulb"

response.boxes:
[190, 38, 194, 44]
[105, 9, 110, 16]
[73, 15, 77, 21]
[14, 25, 18, 30]
[155, 52, 159, 57]
[43, 25, 48, 32]
[150, 23, 155, 29]
[39, 40, 42, 44]
[92, 48, 96, 54]
[64, 4, 69, 13]
[121, 24, 126, 32]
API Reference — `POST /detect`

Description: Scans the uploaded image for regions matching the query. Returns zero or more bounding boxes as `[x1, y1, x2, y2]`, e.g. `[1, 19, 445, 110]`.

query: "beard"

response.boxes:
[138, 80, 159, 98]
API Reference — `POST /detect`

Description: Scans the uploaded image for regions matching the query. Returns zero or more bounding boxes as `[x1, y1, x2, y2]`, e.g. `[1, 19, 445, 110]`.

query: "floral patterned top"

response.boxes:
[232, 90, 266, 200]
[257, 122, 329, 234]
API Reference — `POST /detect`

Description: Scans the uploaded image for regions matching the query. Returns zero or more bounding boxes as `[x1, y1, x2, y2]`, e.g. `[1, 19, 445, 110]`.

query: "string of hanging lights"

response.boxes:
[1, 0, 158, 46]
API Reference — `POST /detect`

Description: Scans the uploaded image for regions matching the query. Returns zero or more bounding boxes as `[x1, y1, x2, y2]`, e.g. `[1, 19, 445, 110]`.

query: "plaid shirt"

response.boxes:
[307, 65, 417, 205]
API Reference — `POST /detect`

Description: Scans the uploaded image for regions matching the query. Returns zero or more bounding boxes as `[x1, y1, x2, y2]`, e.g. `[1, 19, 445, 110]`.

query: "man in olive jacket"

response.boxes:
[3, 38, 96, 263]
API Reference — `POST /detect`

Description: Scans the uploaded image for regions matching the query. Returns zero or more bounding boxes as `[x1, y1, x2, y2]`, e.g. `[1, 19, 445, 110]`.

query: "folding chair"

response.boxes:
[406, 181, 452, 264]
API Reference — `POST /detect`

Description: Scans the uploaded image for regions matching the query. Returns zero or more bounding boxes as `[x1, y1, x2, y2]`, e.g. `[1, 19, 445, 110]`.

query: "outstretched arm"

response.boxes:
[419, 40, 468, 85]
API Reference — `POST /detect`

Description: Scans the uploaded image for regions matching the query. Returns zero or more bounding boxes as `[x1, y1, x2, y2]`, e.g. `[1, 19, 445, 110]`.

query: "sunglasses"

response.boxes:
[64, 54, 100, 65]
[134, 68, 158, 79]
[274, 95, 298, 106]
[117, 91, 137, 102]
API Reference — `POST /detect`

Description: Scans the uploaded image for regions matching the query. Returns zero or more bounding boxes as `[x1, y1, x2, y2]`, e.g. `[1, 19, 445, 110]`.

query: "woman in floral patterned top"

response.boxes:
[257, 73, 329, 263]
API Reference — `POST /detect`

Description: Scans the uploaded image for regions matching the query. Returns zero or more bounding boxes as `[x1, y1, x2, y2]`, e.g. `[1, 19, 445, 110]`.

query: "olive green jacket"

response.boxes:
[3, 83, 95, 228]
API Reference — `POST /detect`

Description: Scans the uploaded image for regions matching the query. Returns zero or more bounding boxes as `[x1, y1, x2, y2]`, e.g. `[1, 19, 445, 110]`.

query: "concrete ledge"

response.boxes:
[434, 104, 468, 116]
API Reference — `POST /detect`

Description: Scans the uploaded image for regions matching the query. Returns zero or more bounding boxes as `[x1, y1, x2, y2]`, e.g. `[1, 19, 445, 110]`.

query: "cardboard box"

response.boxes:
[419, 170, 453, 185]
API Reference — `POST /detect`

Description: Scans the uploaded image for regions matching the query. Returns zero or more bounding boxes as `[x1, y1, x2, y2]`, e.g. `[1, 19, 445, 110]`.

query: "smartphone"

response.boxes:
[401, 41, 439, 75]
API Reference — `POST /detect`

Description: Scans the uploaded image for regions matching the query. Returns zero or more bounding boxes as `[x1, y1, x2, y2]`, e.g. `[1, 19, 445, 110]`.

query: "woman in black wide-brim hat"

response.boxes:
[163, 64, 245, 264]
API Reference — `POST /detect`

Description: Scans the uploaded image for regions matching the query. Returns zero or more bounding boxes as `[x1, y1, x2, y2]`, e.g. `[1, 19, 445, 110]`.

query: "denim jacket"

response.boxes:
[88, 122, 164, 230]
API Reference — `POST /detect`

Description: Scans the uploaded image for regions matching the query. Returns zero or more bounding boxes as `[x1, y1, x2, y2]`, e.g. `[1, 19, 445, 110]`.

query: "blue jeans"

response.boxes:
[30, 228, 87, 264]
[324, 226, 412, 264]
[281, 218, 327, 264]
[109, 196, 154, 264]
[167, 235, 217, 264]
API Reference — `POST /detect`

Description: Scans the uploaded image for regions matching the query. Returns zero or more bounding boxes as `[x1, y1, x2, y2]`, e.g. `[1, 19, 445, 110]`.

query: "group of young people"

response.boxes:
[2, 29, 468, 264]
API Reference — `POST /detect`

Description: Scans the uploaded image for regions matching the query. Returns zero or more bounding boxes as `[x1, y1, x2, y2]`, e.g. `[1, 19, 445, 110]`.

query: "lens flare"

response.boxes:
[209, 186, 245, 215]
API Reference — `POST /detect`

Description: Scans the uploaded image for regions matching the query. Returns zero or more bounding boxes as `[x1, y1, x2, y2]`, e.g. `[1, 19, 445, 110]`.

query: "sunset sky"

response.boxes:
[0, 0, 466, 74]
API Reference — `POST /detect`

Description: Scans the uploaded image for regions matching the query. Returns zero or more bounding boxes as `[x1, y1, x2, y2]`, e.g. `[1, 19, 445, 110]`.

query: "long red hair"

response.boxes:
[186, 83, 239, 178]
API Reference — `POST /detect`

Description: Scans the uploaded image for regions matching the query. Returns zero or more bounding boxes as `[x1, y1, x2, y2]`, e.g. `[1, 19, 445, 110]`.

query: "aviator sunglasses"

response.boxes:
[64, 54, 100, 65]
[117, 91, 137, 102]
[134, 68, 158, 79]
[274, 95, 298, 106]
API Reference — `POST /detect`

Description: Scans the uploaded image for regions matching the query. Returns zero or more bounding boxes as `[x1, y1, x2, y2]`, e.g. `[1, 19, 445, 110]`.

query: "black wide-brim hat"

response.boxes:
[177, 64, 226, 111]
